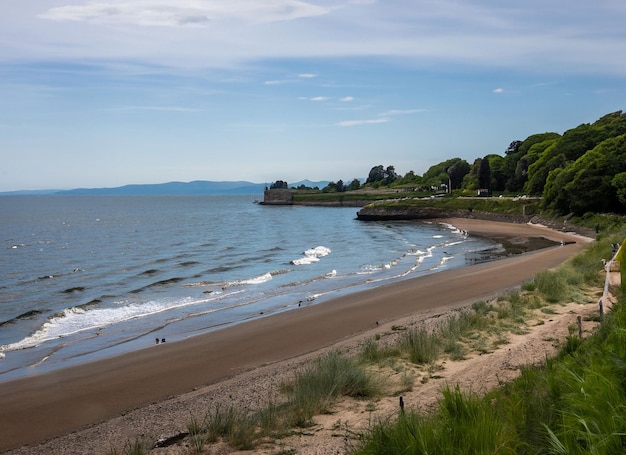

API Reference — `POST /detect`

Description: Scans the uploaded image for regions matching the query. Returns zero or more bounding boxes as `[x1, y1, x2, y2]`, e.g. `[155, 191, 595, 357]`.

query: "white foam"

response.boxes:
[0, 296, 222, 352]
[238, 272, 273, 285]
[357, 264, 382, 274]
[306, 246, 331, 257]
[291, 256, 320, 265]
[224, 272, 274, 287]
[291, 245, 331, 265]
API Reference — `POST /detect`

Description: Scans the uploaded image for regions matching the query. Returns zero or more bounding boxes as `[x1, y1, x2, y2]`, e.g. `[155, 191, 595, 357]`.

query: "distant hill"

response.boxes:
[57, 181, 266, 195]
[0, 179, 332, 196]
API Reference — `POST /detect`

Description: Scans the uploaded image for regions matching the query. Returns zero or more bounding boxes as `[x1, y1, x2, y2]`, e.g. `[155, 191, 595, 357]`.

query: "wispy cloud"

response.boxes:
[0, 1, 619, 75]
[340, 96, 354, 102]
[38, 1, 331, 27]
[265, 73, 318, 85]
[493, 88, 504, 93]
[337, 107, 423, 126]
[309, 96, 329, 101]
[337, 118, 389, 127]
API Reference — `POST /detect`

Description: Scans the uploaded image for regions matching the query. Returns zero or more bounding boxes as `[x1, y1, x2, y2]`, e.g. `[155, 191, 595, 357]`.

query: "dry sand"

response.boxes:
[0, 218, 597, 454]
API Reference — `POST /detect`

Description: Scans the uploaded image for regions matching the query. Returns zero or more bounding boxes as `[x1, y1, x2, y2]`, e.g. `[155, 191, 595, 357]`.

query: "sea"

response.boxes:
[0, 194, 498, 382]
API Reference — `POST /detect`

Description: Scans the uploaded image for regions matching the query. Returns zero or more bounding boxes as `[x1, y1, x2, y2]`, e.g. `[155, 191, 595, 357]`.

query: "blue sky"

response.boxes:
[1, 1, 626, 191]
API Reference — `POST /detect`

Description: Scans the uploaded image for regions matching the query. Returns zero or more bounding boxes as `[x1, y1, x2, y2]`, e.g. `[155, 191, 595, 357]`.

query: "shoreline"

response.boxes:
[0, 219, 592, 452]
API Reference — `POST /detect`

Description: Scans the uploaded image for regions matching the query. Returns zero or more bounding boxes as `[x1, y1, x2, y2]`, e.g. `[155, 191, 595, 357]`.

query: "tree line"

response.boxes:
[273, 110, 626, 216]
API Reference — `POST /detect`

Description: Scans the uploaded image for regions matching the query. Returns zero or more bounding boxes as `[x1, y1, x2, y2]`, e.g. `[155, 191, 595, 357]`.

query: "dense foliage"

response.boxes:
[273, 110, 626, 215]
[413, 110, 626, 215]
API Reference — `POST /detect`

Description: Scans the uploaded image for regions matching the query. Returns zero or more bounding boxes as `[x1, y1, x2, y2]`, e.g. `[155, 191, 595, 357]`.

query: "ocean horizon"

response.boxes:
[0, 194, 497, 381]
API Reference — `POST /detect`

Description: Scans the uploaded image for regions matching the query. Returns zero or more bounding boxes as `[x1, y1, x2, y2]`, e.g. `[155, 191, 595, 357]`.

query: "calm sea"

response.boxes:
[0, 194, 495, 381]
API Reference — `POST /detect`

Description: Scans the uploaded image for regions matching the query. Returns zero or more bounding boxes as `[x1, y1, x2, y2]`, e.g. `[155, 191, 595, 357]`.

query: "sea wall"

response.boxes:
[355, 205, 596, 237]
[261, 189, 374, 206]
[260, 189, 295, 205]
[356, 205, 532, 223]
[356, 206, 481, 220]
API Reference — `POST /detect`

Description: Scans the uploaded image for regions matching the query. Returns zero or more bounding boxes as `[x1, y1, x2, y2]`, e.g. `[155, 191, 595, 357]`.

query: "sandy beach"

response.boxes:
[0, 218, 593, 453]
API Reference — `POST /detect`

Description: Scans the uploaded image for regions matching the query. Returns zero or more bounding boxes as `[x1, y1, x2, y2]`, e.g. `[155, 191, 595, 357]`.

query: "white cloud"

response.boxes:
[493, 88, 504, 93]
[298, 73, 317, 78]
[3, 1, 626, 75]
[337, 118, 389, 127]
[38, 0, 331, 27]
[340, 96, 354, 102]
[309, 96, 329, 101]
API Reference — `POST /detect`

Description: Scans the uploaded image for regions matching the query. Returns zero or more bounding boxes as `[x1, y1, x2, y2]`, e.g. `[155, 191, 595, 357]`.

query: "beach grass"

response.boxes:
[350, 228, 626, 455]
[112, 223, 623, 453]
[400, 327, 441, 364]
[106, 438, 148, 455]
[353, 301, 626, 454]
[180, 351, 380, 451]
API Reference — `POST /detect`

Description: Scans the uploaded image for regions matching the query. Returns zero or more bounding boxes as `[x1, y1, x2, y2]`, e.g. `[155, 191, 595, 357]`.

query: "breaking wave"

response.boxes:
[290, 246, 331, 265]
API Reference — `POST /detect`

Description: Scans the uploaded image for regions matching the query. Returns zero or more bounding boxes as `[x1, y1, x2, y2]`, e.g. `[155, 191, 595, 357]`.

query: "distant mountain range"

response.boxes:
[1, 180, 331, 196]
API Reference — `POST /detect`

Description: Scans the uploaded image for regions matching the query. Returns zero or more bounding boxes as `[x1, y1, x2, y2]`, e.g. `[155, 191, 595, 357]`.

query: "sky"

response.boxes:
[1, 1, 626, 191]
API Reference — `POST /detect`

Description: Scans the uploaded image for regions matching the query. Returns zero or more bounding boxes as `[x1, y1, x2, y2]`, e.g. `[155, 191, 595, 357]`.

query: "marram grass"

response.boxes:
[351, 228, 626, 455]
[112, 225, 626, 454]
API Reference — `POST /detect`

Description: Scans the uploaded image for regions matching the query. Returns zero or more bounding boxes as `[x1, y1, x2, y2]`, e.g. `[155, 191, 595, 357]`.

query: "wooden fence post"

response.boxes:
[599, 299, 604, 322]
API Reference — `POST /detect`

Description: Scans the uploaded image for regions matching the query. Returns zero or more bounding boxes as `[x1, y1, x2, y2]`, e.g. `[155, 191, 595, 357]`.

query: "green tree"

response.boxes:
[270, 180, 288, 189]
[478, 156, 491, 190]
[486, 154, 505, 192]
[543, 133, 626, 215]
[346, 178, 361, 191]
[366, 165, 398, 186]
[505, 140, 522, 155]
[366, 165, 385, 184]
[525, 142, 561, 195]
[385, 166, 398, 185]
[462, 158, 482, 190]
[423, 158, 467, 190]
[322, 180, 346, 193]
[526, 111, 626, 195]
[447, 159, 470, 191]
[395, 170, 422, 186]
[504, 133, 560, 192]
[612, 172, 626, 206]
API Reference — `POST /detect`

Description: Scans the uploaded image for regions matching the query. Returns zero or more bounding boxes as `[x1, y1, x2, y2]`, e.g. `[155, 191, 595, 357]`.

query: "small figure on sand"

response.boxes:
[155, 337, 159, 345]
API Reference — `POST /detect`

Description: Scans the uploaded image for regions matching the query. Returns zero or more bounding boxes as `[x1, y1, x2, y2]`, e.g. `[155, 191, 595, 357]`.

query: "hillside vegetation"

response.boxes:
[282, 110, 626, 217]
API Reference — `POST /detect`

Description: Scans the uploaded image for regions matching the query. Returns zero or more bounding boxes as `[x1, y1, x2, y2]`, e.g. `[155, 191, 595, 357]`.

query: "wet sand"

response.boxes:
[0, 219, 591, 452]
